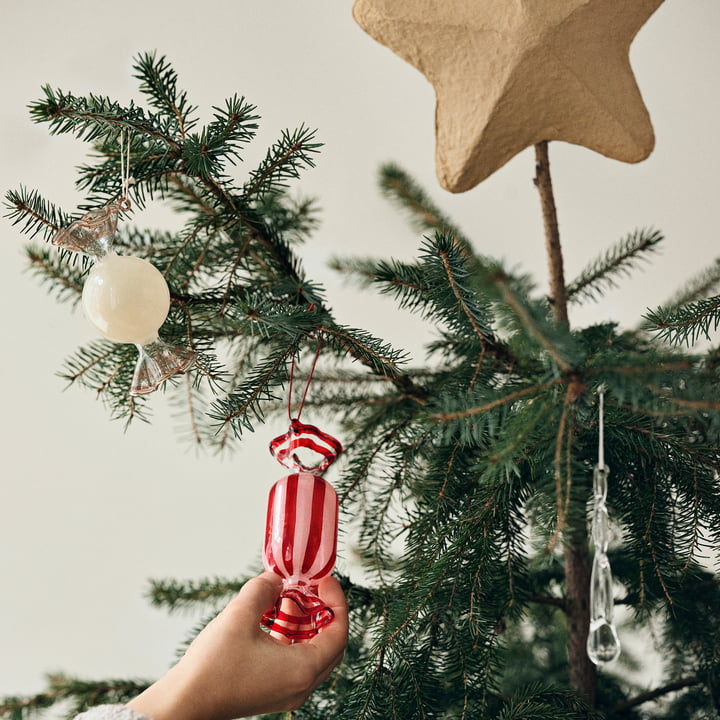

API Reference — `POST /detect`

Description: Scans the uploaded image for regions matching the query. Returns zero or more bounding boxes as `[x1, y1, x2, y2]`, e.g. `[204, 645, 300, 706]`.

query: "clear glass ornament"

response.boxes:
[261, 419, 342, 641]
[591, 503, 609, 554]
[587, 618, 621, 665]
[593, 464, 609, 502]
[590, 553, 614, 622]
[53, 200, 196, 396]
[587, 387, 621, 665]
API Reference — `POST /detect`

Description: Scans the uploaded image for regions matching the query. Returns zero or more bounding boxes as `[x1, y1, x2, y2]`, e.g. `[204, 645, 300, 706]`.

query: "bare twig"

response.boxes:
[613, 676, 698, 712]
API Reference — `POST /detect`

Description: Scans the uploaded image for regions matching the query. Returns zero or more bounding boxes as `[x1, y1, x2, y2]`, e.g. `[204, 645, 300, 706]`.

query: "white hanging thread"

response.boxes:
[586, 385, 621, 665]
[118, 130, 133, 211]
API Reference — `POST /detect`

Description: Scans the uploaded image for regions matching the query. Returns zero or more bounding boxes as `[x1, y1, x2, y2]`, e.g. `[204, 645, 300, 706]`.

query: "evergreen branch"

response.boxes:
[662, 258, 720, 311]
[379, 163, 474, 255]
[330, 255, 427, 300]
[495, 683, 590, 720]
[132, 51, 197, 138]
[182, 95, 260, 179]
[0, 676, 149, 720]
[320, 324, 412, 388]
[633, 475, 674, 606]
[644, 295, 720, 346]
[166, 174, 218, 216]
[158, 217, 217, 283]
[612, 676, 698, 712]
[4, 187, 72, 242]
[645, 387, 720, 412]
[219, 235, 253, 315]
[147, 577, 245, 613]
[527, 593, 567, 611]
[242, 125, 321, 198]
[566, 228, 663, 304]
[210, 341, 298, 435]
[432, 378, 565, 423]
[59, 342, 152, 424]
[25, 245, 85, 303]
[30, 85, 181, 149]
[493, 271, 574, 372]
[434, 236, 493, 347]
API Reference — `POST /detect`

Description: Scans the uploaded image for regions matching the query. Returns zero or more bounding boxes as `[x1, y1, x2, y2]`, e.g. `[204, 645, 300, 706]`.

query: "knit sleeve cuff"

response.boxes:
[75, 705, 153, 720]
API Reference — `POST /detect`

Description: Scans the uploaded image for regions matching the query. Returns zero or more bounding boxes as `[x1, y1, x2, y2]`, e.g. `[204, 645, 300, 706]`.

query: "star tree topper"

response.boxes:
[353, 0, 665, 192]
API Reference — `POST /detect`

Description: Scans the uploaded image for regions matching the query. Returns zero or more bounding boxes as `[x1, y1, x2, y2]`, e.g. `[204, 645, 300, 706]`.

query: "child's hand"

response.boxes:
[127, 572, 348, 720]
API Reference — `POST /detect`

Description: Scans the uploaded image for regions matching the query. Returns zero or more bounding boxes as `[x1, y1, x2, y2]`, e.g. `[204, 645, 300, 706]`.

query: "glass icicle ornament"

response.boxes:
[587, 387, 621, 665]
[52, 199, 196, 396]
[261, 418, 342, 642]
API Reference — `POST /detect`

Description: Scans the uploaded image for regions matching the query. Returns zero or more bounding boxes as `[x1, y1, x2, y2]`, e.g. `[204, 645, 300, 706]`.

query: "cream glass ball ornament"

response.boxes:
[82, 253, 171, 345]
[53, 200, 196, 396]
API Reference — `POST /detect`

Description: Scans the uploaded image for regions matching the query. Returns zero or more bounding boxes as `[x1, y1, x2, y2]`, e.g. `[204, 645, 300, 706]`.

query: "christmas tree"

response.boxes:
[3, 34, 720, 720]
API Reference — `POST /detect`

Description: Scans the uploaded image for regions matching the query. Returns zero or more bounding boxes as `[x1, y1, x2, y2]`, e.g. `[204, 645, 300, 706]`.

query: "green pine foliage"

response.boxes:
[5, 54, 720, 720]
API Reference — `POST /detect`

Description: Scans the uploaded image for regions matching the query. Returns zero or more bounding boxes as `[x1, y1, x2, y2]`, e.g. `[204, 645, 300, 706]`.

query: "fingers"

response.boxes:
[318, 576, 348, 617]
[306, 576, 349, 664]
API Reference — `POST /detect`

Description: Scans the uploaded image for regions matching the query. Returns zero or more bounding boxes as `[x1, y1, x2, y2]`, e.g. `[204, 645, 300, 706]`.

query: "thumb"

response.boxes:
[225, 572, 283, 625]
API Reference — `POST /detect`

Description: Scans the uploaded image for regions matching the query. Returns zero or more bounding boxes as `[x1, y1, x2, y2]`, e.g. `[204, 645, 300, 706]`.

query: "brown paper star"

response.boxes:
[353, 0, 665, 192]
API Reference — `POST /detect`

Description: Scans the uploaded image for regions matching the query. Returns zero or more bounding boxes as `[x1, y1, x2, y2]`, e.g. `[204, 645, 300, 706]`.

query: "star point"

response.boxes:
[353, 0, 664, 192]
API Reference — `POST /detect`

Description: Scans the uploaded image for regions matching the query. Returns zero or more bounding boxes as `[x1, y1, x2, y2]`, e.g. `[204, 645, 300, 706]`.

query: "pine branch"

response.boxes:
[132, 51, 198, 138]
[0, 676, 149, 720]
[30, 84, 180, 148]
[320, 324, 411, 387]
[210, 340, 298, 436]
[182, 95, 260, 180]
[329, 255, 427, 302]
[492, 270, 577, 372]
[4, 187, 73, 243]
[566, 228, 663, 304]
[59, 341, 152, 425]
[423, 234, 495, 346]
[332, 236, 513, 367]
[495, 683, 591, 720]
[661, 258, 720, 311]
[25, 245, 85, 304]
[432, 377, 565, 424]
[379, 163, 474, 255]
[644, 295, 720, 346]
[527, 593, 567, 611]
[147, 577, 246, 613]
[242, 125, 321, 198]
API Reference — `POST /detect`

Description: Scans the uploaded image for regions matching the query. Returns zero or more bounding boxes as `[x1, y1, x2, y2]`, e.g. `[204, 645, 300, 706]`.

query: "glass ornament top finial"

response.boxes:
[52, 199, 129, 258]
[269, 418, 343, 474]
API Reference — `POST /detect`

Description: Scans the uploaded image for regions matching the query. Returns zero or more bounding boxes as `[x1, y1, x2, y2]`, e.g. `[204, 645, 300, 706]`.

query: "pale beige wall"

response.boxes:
[0, 0, 718, 697]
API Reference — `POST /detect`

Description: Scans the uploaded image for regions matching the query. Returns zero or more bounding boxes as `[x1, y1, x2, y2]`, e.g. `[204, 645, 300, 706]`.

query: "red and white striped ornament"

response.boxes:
[261, 418, 342, 641]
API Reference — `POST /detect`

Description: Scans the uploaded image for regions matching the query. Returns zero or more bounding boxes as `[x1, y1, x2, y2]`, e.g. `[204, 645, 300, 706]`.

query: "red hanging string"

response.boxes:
[287, 334, 323, 421]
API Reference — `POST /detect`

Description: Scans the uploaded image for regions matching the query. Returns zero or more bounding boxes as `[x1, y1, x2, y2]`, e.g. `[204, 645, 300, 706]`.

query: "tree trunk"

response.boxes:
[534, 141, 597, 706]
[563, 521, 597, 707]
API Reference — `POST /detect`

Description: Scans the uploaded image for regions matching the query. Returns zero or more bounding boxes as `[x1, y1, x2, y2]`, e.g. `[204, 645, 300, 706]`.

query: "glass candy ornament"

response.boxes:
[52, 200, 196, 396]
[261, 419, 342, 641]
[586, 390, 621, 666]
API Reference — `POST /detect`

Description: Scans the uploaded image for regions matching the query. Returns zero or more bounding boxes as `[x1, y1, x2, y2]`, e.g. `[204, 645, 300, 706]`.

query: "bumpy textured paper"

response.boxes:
[353, 0, 665, 192]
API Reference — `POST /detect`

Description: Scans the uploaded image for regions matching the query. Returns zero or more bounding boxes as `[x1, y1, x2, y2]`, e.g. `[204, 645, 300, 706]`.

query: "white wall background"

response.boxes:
[0, 0, 718, 699]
